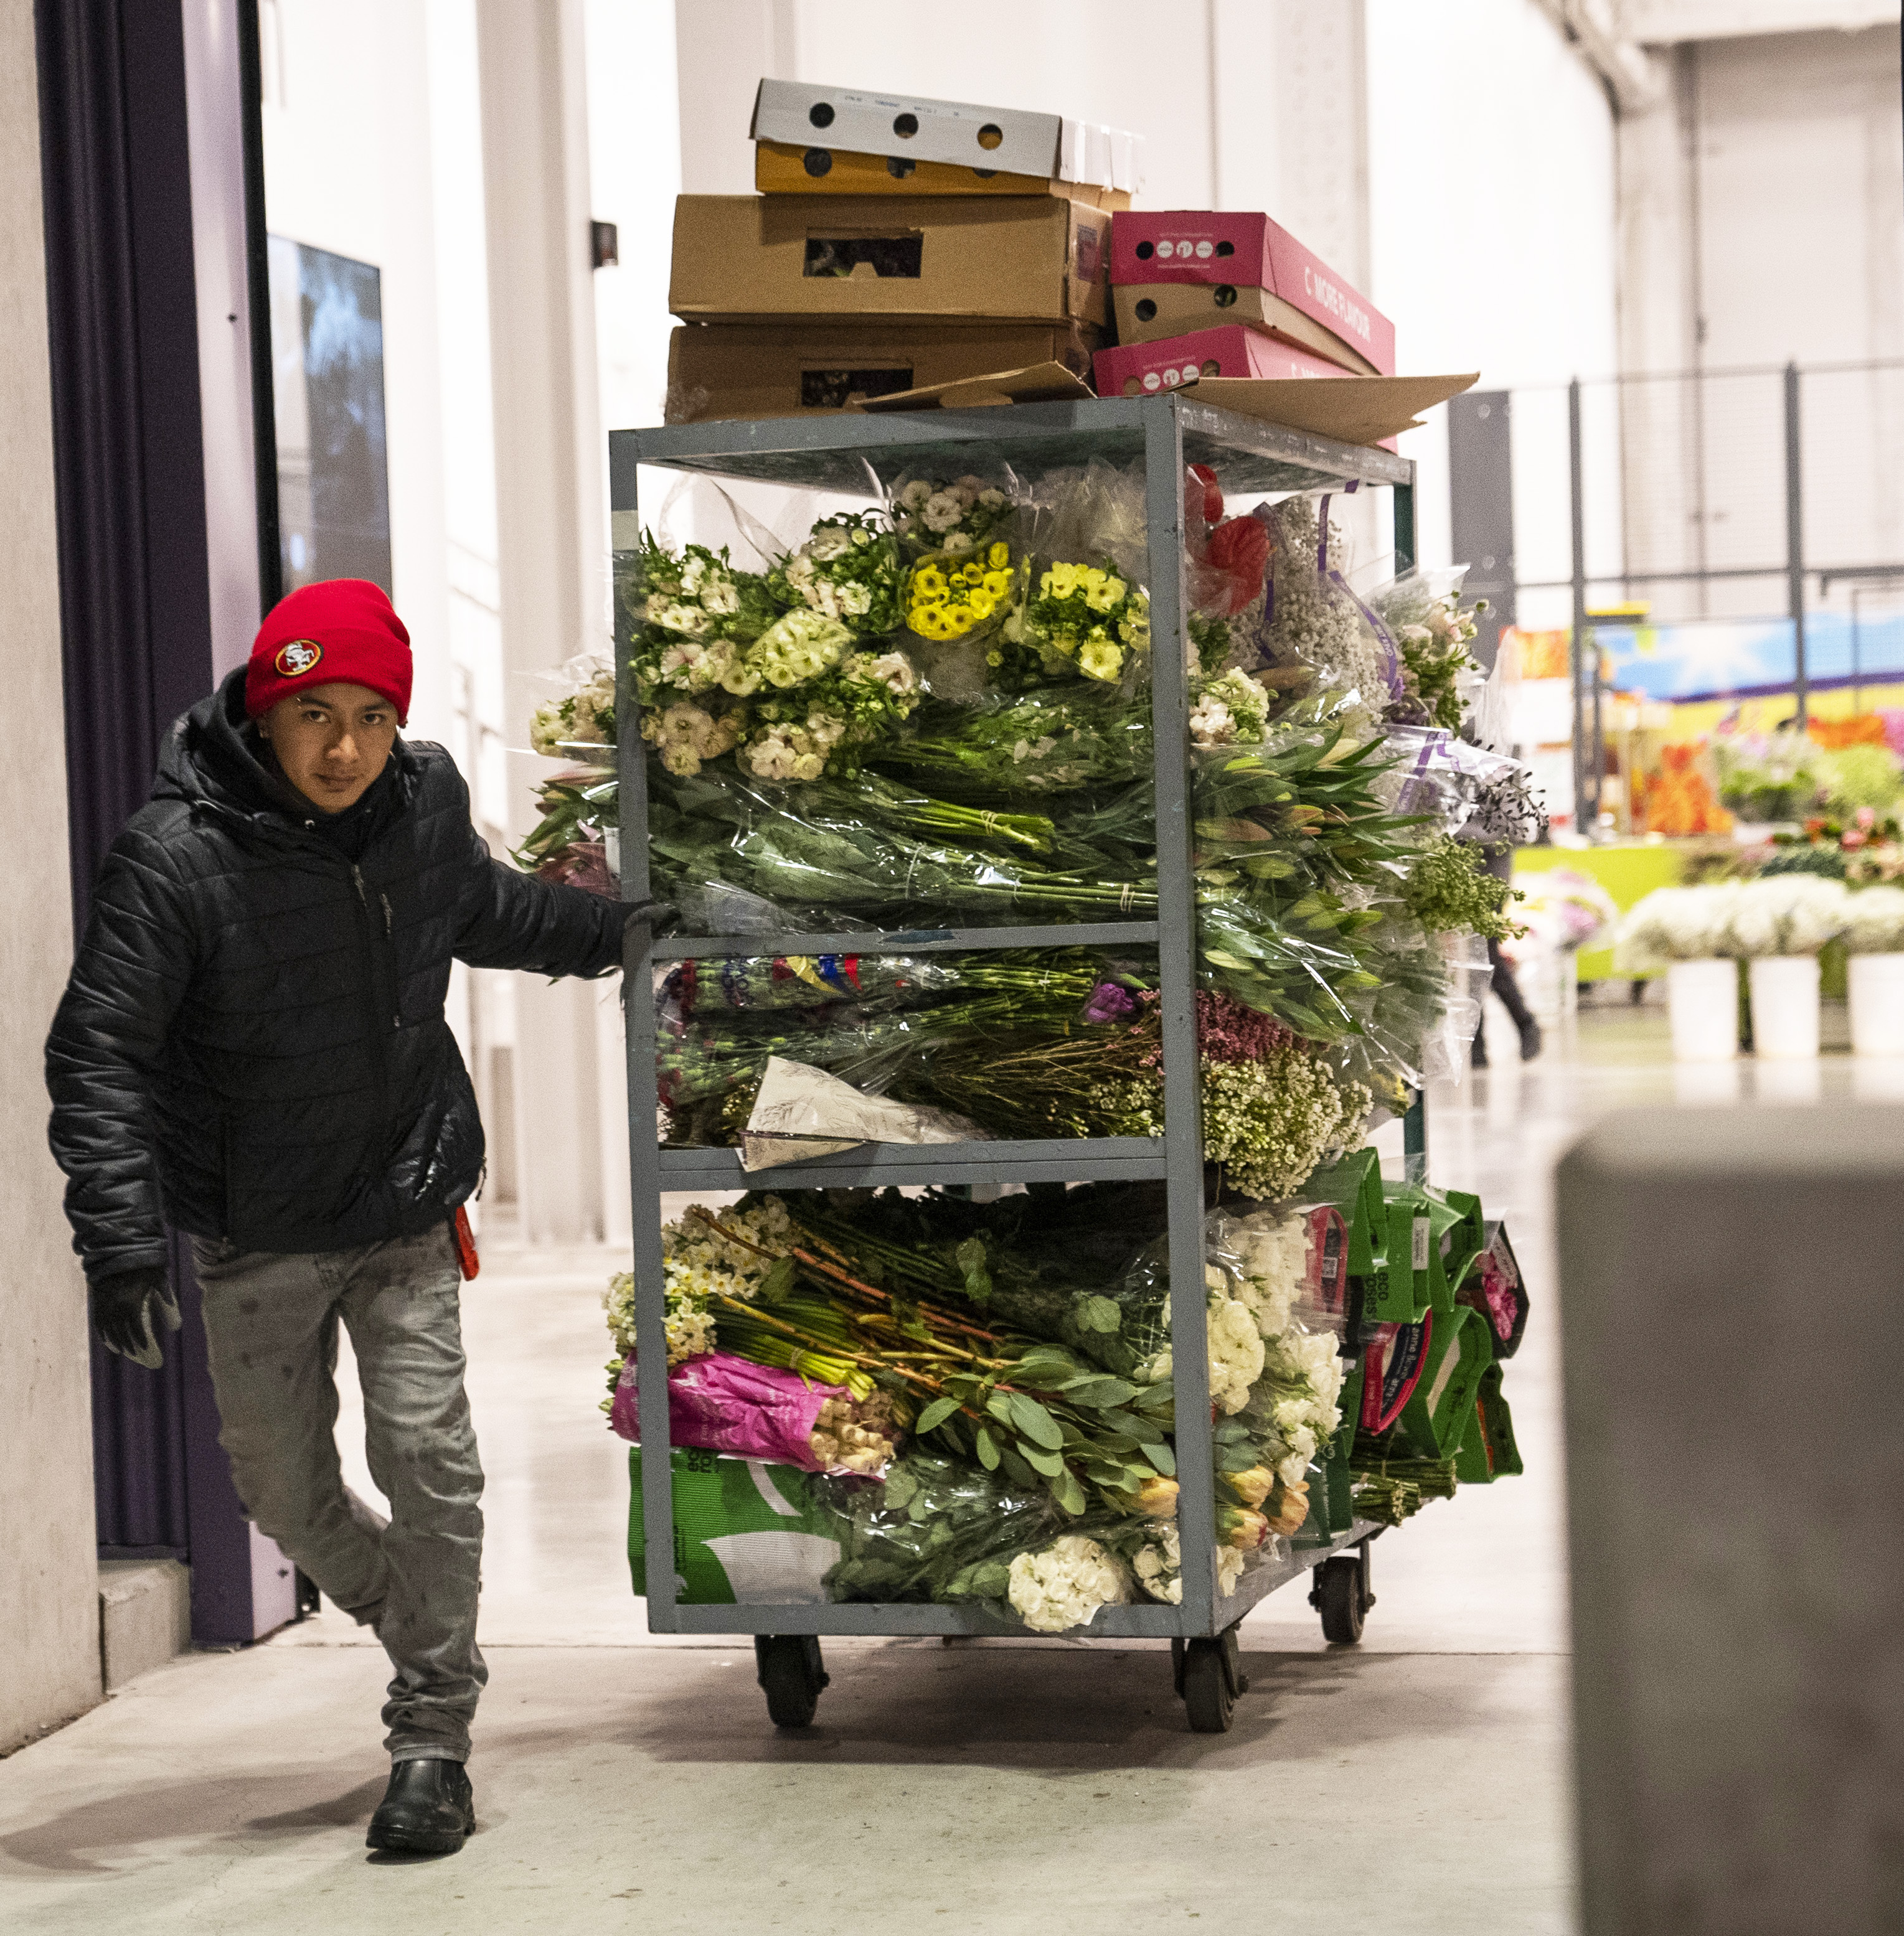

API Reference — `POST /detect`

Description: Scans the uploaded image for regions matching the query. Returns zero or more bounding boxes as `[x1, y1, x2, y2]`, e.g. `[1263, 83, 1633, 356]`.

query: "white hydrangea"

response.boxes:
[1843, 884, 1904, 954]
[1007, 1535, 1131, 1633]
[1729, 874, 1850, 958]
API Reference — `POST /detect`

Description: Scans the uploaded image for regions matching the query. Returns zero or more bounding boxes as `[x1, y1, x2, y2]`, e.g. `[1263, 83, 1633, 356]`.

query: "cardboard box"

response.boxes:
[1093, 325, 1349, 399]
[670, 194, 1110, 331]
[755, 139, 1129, 212]
[666, 322, 1100, 423]
[1111, 281, 1375, 375]
[1110, 210, 1395, 376]
[751, 78, 1141, 194]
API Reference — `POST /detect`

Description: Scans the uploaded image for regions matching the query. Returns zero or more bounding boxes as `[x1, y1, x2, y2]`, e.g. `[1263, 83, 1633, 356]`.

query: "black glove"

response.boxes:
[623, 898, 675, 934]
[90, 1266, 182, 1371]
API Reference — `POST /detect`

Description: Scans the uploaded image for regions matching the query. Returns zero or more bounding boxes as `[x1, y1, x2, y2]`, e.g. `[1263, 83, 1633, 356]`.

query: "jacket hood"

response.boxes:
[156, 667, 418, 836]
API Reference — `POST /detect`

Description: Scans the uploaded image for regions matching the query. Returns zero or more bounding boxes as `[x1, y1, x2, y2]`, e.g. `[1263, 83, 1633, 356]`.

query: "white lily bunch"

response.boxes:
[1841, 883, 1904, 954]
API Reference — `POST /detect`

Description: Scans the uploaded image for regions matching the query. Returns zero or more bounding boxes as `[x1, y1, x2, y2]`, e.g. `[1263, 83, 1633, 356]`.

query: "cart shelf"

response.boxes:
[613, 392, 1416, 1732]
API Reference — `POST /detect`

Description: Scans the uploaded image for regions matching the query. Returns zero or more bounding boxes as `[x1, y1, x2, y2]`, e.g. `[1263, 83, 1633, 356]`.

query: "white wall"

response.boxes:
[0, 0, 103, 1751]
[1367, 0, 1623, 610]
[260, 0, 458, 746]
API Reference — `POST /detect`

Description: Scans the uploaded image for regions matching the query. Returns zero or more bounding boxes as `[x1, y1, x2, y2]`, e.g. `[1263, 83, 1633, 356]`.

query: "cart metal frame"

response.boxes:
[613, 393, 1415, 1648]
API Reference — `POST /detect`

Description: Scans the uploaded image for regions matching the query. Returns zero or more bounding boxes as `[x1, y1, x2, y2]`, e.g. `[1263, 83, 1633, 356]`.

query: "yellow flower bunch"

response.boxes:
[907, 542, 1014, 641]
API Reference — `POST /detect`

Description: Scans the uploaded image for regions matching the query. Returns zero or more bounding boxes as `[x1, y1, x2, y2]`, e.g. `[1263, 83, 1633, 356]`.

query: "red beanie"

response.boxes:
[245, 579, 413, 725]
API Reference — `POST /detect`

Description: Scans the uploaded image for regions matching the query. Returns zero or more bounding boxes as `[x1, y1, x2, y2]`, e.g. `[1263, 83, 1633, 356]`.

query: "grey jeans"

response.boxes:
[191, 1223, 487, 1762]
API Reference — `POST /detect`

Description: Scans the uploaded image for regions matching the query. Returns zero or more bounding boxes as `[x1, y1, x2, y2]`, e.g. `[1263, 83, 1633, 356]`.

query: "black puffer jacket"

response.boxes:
[48, 669, 629, 1281]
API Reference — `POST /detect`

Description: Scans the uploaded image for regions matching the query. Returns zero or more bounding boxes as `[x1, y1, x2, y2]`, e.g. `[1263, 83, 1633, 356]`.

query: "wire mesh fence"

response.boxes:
[1498, 358, 1904, 830]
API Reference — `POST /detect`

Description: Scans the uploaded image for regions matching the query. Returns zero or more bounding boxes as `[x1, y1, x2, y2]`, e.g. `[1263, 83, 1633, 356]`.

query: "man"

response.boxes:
[47, 579, 653, 1857]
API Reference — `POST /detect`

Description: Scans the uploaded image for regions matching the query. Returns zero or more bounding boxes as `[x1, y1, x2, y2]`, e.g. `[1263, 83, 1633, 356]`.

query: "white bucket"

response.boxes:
[1849, 951, 1904, 1058]
[1749, 954, 1821, 1060]
[1668, 959, 1738, 1061]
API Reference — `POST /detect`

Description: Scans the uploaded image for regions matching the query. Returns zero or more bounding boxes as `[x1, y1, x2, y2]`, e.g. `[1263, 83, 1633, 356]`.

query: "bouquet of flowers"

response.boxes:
[768, 512, 905, 635]
[1189, 669, 1272, 746]
[1709, 731, 1822, 824]
[903, 543, 1017, 646]
[529, 660, 618, 758]
[890, 475, 1015, 556]
[1401, 836, 1526, 942]
[1613, 883, 1748, 969]
[1256, 496, 1393, 721]
[997, 560, 1151, 688]
[1841, 883, 1904, 952]
[1365, 568, 1484, 733]
[867, 687, 1154, 798]
[1728, 873, 1849, 956]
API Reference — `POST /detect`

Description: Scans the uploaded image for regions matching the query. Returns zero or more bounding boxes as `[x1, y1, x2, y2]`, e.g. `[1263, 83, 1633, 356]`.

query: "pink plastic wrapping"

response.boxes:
[610, 1351, 842, 1471]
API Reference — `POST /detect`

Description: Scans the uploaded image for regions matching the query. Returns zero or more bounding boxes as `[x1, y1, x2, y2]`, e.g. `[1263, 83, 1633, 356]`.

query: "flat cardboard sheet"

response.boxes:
[850, 359, 1095, 411]
[755, 141, 1129, 212]
[1187, 372, 1479, 446]
[670, 194, 1111, 331]
[667, 324, 1098, 423]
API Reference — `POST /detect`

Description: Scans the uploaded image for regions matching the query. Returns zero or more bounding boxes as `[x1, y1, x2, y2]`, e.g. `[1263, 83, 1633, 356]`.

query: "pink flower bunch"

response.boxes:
[1133, 989, 1293, 1068]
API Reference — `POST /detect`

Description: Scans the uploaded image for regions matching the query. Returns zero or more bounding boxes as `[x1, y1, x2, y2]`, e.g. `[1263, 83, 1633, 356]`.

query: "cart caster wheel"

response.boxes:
[1172, 1628, 1248, 1734]
[755, 1634, 828, 1729]
[1311, 1544, 1375, 1645]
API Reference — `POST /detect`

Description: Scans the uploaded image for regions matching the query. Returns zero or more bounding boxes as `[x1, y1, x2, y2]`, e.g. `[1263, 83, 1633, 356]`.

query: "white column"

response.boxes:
[476, 0, 611, 1241]
[0, 0, 103, 1748]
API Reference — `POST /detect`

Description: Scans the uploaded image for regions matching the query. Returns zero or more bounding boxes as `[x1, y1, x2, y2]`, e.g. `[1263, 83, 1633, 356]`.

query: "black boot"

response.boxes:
[366, 1758, 475, 1854]
[1517, 1015, 1542, 1061]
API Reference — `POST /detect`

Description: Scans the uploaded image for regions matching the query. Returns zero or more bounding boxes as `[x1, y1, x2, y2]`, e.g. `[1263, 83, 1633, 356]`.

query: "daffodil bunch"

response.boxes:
[892, 475, 1014, 557]
[602, 1196, 794, 1370]
[999, 560, 1151, 688]
[905, 543, 1016, 642]
[768, 512, 905, 636]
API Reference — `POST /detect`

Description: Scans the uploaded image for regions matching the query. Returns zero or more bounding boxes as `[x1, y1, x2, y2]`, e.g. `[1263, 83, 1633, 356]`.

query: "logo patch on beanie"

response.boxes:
[275, 639, 323, 678]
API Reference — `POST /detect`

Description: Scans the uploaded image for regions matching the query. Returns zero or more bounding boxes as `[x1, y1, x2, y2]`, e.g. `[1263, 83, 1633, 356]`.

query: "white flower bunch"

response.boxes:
[642, 545, 743, 635]
[1218, 1208, 1311, 1338]
[746, 609, 853, 690]
[1129, 1522, 1182, 1604]
[1730, 873, 1849, 957]
[1189, 669, 1271, 746]
[1201, 1046, 1372, 1204]
[1841, 883, 1904, 954]
[651, 636, 757, 697]
[893, 474, 1013, 555]
[1205, 1270, 1268, 1414]
[738, 717, 840, 782]
[1006, 1534, 1131, 1633]
[771, 513, 902, 635]
[1255, 1327, 1347, 1487]
[1261, 497, 1388, 721]
[529, 663, 618, 757]
[1613, 883, 1746, 970]
[639, 700, 745, 778]
[603, 1197, 793, 1365]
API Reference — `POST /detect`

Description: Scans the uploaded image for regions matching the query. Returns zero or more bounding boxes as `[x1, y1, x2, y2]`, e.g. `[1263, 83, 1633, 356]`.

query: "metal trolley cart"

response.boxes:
[613, 393, 1415, 1733]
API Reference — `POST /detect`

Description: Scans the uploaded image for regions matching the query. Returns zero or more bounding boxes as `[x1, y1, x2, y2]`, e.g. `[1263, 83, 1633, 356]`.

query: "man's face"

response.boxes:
[258, 682, 398, 812]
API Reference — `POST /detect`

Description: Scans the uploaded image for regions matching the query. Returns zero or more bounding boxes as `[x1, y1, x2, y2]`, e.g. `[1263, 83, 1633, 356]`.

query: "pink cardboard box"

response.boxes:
[1109, 210, 1395, 377]
[1093, 324, 1349, 398]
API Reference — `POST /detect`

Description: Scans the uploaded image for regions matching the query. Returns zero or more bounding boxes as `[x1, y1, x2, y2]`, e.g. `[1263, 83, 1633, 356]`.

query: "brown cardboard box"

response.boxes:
[668, 194, 1110, 331]
[665, 322, 1100, 423]
[1111, 283, 1376, 375]
[755, 140, 1130, 212]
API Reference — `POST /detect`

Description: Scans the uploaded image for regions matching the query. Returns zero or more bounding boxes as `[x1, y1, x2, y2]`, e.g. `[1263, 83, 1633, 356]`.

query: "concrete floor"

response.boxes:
[2, 1000, 1854, 1932]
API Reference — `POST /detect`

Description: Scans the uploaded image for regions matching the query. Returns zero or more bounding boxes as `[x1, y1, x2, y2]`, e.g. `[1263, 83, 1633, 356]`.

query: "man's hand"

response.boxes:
[90, 1266, 182, 1370]
[622, 899, 675, 933]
